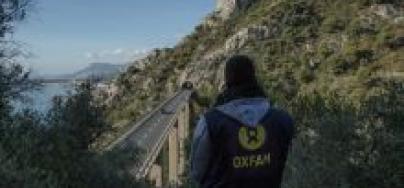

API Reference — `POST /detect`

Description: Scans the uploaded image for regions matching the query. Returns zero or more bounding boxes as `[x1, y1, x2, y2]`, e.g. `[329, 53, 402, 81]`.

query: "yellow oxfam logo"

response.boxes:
[238, 125, 266, 151]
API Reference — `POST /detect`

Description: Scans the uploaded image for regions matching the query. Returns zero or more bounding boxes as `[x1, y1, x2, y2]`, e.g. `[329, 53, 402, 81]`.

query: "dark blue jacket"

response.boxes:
[191, 98, 294, 188]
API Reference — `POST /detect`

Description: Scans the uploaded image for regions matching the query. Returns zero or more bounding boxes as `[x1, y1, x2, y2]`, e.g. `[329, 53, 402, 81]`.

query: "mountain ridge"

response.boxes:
[34, 62, 126, 81]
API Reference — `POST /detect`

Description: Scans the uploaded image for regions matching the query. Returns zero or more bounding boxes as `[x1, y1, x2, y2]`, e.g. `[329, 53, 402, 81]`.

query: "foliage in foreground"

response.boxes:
[0, 84, 141, 188]
[282, 83, 403, 188]
[0, 1, 143, 186]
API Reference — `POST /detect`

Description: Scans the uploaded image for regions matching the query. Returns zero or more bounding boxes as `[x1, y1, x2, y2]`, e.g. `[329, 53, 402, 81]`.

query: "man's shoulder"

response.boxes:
[205, 106, 220, 115]
[266, 108, 294, 139]
[268, 108, 293, 124]
[203, 107, 226, 125]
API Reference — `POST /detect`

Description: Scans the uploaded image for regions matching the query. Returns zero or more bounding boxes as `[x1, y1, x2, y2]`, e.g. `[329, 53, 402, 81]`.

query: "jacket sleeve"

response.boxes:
[274, 110, 295, 188]
[190, 116, 211, 184]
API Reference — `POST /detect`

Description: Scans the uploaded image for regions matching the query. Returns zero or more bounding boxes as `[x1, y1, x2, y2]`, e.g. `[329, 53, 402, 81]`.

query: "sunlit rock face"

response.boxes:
[224, 25, 272, 52]
[369, 4, 399, 19]
[216, 0, 254, 19]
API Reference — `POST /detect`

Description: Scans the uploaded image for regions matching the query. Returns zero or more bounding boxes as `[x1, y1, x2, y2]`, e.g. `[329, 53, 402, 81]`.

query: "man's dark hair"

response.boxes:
[214, 55, 266, 106]
[225, 55, 256, 88]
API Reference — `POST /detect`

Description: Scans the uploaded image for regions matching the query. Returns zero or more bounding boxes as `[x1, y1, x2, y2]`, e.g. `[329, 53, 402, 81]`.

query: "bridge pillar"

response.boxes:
[168, 125, 179, 186]
[148, 164, 162, 188]
[178, 103, 190, 178]
[167, 102, 191, 187]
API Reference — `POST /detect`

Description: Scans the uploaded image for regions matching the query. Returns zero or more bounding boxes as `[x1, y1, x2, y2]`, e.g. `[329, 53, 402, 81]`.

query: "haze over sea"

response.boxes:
[14, 83, 73, 114]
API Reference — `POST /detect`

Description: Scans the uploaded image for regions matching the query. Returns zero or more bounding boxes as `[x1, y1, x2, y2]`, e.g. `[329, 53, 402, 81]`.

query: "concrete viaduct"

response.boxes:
[106, 89, 194, 187]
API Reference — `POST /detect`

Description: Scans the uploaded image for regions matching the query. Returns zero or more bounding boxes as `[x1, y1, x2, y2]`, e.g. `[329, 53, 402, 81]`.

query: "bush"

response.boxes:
[355, 49, 374, 65]
[321, 15, 348, 33]
[299, 66, 316, 83]
[318, 43, 335, 59]
[282, 89, 403, 188]
[358, 0, 403, 6]
[0, 83, 140, 188]
[331, 56, 355, 74]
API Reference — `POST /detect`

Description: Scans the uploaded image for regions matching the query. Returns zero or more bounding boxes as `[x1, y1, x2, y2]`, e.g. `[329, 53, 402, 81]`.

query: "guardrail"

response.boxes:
[135, 101, 187, 178]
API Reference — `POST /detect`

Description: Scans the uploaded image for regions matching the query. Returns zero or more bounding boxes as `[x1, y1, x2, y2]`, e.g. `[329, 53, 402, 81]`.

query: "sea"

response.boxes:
[13, 83, 74, 114]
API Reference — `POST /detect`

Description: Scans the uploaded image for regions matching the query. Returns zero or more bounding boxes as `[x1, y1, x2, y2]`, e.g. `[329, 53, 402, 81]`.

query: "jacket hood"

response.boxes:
[215, 98, 270, 127]
[214, 84, 267, 106]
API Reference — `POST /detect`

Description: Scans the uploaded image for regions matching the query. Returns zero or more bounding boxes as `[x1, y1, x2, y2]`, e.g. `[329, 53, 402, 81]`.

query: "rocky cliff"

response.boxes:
[216, 0, 256, 19]
[103, 0, 404, 145]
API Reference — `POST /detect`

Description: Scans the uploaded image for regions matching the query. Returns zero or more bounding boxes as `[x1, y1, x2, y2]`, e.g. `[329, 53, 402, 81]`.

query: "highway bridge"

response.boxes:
[106, 89, 193, 187]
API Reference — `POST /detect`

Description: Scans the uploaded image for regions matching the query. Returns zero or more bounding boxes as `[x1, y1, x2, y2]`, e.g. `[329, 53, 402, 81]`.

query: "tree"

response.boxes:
[0, 2, 140, 186]
[0, 0, 34, 121]
[0, 83, 140, 187]
[47, 82, 109, 150]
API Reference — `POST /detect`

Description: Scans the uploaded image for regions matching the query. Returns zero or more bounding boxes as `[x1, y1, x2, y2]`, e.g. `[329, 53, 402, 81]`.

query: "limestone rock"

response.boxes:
[179, 24, 274, 91]
[370, 4, 398, 19]
[225, 25, 271, 52]
[180, 48, 228, 90]
[216, 0, 255, 19]
[394, 17, 404, 24]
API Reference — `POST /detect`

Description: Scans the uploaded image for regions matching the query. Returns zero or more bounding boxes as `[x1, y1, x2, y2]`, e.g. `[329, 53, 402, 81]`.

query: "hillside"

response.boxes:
[102, 0, 403, 187]
[107, 0, 403, 124]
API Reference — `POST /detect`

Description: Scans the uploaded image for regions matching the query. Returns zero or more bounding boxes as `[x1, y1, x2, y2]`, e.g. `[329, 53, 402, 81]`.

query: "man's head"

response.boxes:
[225, 55, 257, 88]
[215, 55, 266, 106]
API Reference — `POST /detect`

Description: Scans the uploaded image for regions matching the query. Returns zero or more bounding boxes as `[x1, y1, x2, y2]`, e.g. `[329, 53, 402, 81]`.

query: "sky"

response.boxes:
[14, 0, 215, 75]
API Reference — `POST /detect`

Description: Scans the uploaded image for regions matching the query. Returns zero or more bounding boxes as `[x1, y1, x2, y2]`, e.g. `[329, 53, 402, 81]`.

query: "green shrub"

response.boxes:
[318, 43, 335, 59]
[355, 49, 375, 65]
[0, 84, 140, 188]
[299, 66, 316, 83]
[358, 0, 403, 6]
[282, 89, 403, 188]
[321, 15, 348, 33]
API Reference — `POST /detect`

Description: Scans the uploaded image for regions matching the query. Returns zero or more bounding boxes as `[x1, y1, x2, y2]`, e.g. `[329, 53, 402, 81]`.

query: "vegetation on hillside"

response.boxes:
[110, 0, 403, 119]
[105, 0, 403, 187]
[282, 86, 403, 188]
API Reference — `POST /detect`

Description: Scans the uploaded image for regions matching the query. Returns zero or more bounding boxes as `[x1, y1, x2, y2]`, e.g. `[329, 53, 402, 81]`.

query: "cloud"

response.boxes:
[84, 48, 150, 62]
[128, 49, 149, 58]
[85, 52, 98, 59]
[112, 48, 124, 55]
